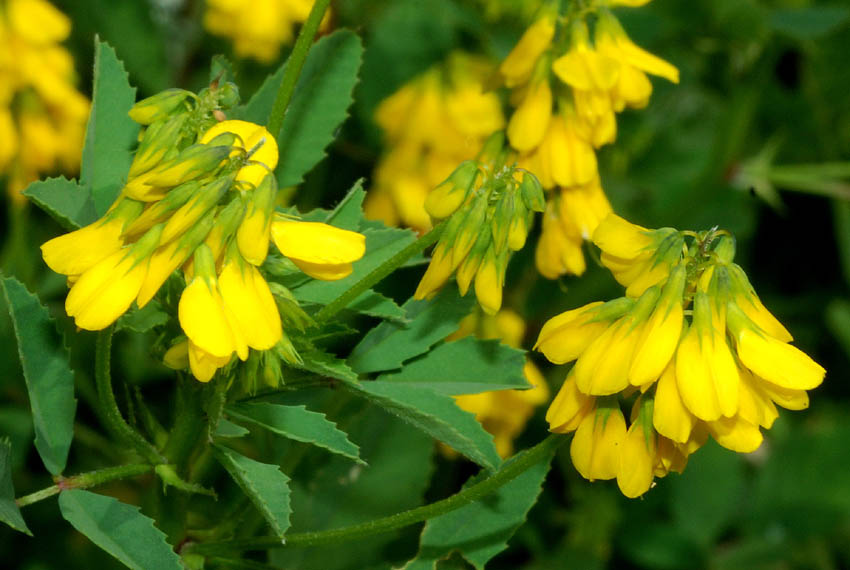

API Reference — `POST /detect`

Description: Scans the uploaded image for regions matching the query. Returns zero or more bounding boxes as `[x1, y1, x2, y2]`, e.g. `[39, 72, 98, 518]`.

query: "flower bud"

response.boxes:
[128, 89, 193, 125]
[129, 114, 187, 178]
[424, 160, 478, 219]
[236, 173, 277, 265]
[519, 171, 545, 212]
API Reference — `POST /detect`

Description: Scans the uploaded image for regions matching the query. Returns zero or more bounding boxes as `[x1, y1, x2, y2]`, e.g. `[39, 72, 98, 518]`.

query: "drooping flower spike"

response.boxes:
[537, 213, 825, 497]
[42, 84, 366, 383]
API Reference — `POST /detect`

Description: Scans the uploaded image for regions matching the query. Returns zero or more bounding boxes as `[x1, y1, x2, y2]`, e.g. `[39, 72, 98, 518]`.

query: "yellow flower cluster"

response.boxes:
[448, 309, 549, 458]
[0, 0, 89, 202]
[41, 85, 365, 382]
[536, 214, 825, 497]
[415, 136, 545, 314]
[365, 53, 505, 233]
[204, 0, 322, 63]
[498, 1, 677, 279]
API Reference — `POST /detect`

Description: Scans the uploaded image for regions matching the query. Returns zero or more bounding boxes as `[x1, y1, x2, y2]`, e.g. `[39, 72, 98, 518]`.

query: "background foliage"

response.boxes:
[2, 0, 850, 568]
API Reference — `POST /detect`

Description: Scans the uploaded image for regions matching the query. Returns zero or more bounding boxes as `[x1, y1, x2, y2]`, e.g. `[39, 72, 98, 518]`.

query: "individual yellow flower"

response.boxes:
[0, 0, 89, 202]
[448, 310, 550, 458]
[270, 218, 366, 281]
[204, 0, 327, 64]
[537, 219, 825, 497]
[498, 7, 556, 88]
[366, 53, 505, 233]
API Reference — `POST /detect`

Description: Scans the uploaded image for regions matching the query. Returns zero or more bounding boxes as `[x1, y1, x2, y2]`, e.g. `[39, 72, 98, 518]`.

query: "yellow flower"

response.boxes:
[218, 253, 283, 351]
[204, 0, 324, 64]
[570, 401, 626, 481]
[199, 119, 279, 188]
[535, 299, 630, 364]
[551, 20, 620, 94]
[236, 173, 278, 265]
[546, 369, 594, 433]
[535, 199, 586, 278]
[617, 399, 656, 498]
[270, 218, 366, 280]
[498, 9, 556, 88]
[65, 225, 162, 331]
[507, 76, 552, 153]
[188, 340, 232, 383]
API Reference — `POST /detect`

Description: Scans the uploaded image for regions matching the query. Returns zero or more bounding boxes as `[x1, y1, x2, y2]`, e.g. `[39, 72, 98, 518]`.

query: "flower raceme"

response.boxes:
[497, 1, 677, 280]
[536, 213, 825, 497]
[41, 85, 366, 382]
[0, 0, 89, 202]
[415, 135, 546, 314]
[365, 53, 505, 233]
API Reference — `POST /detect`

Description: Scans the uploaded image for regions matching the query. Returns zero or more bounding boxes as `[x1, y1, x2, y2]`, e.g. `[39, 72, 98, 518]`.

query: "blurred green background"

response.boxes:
[2, 0, 850, 568]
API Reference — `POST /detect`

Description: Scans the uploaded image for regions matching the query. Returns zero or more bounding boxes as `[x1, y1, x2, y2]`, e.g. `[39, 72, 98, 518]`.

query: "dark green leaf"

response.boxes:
[0, 438, 30, 535]
[1, 276, 76, 475]
[343, 380, 500, 470]
[349, 287, 474, 374]
[22, 176, 96, 230]
[81, 38, 138, 217]
[769, 7, 850, 40]
[378, 337, 530, 395]
[406, 443, 554, 569]
[212, 445, 292, 539]
[324, 179, 366, 231]
[294, 347, 359, 382]
[115, 301, 169, 333]
[271, 403, 433, 570]
[58, 489, 182, 570]
[275, 30, 363, 187]
[295, 288, 407, 323]
[227, 403, 363, 464]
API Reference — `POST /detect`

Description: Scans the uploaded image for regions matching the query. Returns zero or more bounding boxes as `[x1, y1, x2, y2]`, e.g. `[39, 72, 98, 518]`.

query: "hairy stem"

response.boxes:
[313, 221, 446, 324]
[186, 433, 564, 555]
[266, 0, 333, 137]
[95, 327, 165, 464]
[16, 463, 152, 508]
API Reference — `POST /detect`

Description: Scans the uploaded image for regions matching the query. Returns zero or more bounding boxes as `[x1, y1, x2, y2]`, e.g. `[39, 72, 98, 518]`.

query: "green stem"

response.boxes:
[266, 0, 333, 137]
[186, 433, 564, 555]
[16, 463, 152, 508]
[95, 327, 165, 464]
[313, 221, 447, 324]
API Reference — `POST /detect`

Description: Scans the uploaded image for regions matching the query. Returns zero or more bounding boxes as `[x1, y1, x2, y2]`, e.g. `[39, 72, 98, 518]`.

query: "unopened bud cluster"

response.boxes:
[415, 136, 545, 314]
[536, 213, 825, 497]
[42, 83, 365, 384]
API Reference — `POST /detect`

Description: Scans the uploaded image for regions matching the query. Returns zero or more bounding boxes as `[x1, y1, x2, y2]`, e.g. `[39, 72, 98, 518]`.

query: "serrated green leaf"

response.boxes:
[23, 176, 96, 230]
[0, 438, 30, 536]
[210, 54, 237, 85]
[271, 403, 433, 570]
[1, 276, 76, 475]
[81, 38, 138, 217]
[212, 445, 292, 539]
[295, 347, 359, 382]
[295, 288, 407, 323]
[378, 337, 530, 395]
[215, 418, 250, 439]
[349, 288, 474, 374]
[58, 489, 182, 570]
[275, 30, 362, 187]
[405, 444, 554, 570]
[324, 179, 366, 231]
[228, 403, 363, 464]
[115, 301, 169, 333]
[343, 380, 500, 470]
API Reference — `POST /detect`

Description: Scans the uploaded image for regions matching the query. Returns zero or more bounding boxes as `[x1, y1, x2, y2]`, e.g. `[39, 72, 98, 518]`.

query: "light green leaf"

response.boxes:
[1, 276, 76, 475]
[770, 6, 850, 40]
[0, 438, 30, 535]
[214, 418, 250, 439]
[275, 30, 363, 187]
[22, 176, 96, 230]
[227, 403, 363, 464]
[212, 445, 292, 539]
[115, 301, 169, 333]
[81, 38, 138, 217]
[378, 337, 530, 395]
[324, 179, 366, 231]
[405, 444, 554, 570]
[294, 347, 359, 383]
[58, 489, 182, 570]
[343, 380, 500, 470]
[349, 288, 474, 374]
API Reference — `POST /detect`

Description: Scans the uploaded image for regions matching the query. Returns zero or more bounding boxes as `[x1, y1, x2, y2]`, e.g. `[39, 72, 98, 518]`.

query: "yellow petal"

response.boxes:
[617, 422, 656, 498]
[474, 255, 502, 315]
[188, 340, 231, 383]
[414, 244, 454, 300]
[708, 416, 763, 453]
[592, 213, 653, 259]
[218, 261, 282, 351]
[735, 329, 825, 391]
[271, 220, 366, 264]
[652, 360, 695, 443]
[535, 302, 607, 364]
[499, 14, 555, 87]
[200, 119, 279, 187]
[41, 217, 124, 276]
[65, 251, 147, 330]
[546, 371, 593, 433]
[570, 406, 626, 481]
[507, 80, 552, 152]
[178, 277, 240, 358]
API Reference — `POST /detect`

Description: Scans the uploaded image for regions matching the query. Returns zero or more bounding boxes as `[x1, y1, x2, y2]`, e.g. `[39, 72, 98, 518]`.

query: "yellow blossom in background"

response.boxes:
[204, 0, 328, 64]
[447, 310, 549, 458]
[537, 214, 825, 498]
[41, 85, 366, 383]
[497, 1, 677, 280]
[0, 0, 89, 202]
[366, 53, 505, 233]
